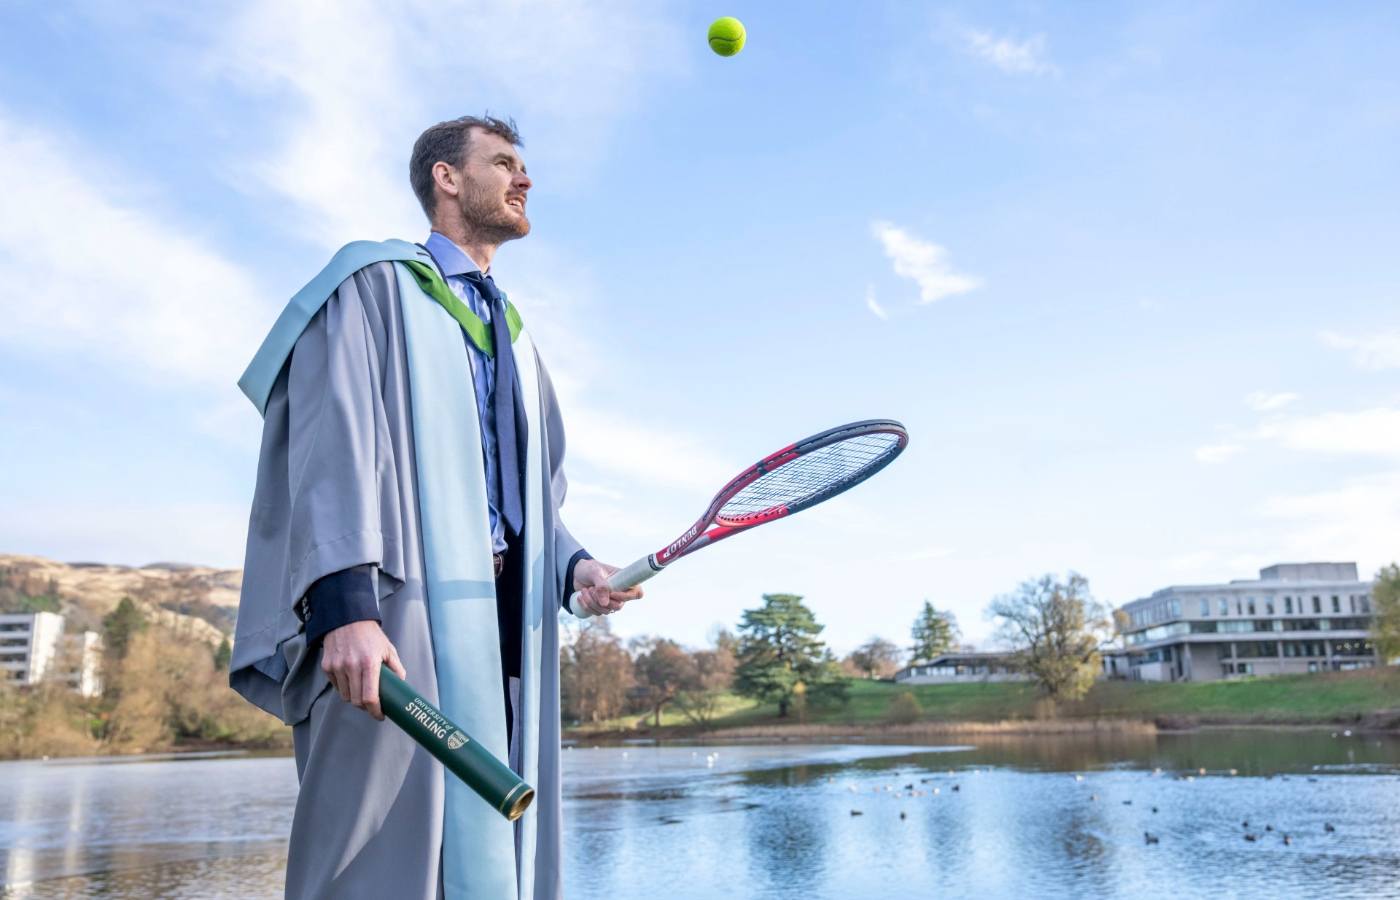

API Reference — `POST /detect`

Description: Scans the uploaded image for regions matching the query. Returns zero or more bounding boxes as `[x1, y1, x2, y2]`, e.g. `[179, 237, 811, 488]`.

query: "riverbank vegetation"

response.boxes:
[566, 667, 1400, 739]
[0, 598, 287, 759]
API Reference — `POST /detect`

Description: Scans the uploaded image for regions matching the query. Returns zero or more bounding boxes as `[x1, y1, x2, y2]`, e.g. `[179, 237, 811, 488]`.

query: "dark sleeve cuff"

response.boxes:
[304, 564, 381, 647]
[562, 549, 592, 612]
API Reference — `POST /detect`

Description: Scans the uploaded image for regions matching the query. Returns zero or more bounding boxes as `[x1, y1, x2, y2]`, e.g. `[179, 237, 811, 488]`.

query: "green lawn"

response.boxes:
[566, 668, 1400, 737]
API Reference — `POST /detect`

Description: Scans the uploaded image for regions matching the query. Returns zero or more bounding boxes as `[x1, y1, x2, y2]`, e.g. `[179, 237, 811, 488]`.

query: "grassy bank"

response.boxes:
[566, 667, 1400, 739]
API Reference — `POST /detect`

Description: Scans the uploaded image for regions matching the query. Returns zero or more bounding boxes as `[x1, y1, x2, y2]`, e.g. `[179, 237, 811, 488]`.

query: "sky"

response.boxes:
[0, 1, 1397, 655]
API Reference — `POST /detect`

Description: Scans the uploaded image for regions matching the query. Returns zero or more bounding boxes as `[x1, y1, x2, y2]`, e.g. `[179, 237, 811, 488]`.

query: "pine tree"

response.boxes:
[910, 601, 959, 662]
[734, 593, 846, 717]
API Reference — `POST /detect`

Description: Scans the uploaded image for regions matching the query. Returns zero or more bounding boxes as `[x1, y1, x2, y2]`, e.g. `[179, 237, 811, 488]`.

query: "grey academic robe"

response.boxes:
[230, 261, 581, 900]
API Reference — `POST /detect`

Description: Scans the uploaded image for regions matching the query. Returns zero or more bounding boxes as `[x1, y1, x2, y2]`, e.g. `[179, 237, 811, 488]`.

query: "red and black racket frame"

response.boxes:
[649, 418, 909, 569]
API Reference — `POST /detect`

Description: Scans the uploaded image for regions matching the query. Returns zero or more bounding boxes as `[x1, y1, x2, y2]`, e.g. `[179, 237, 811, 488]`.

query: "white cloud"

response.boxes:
[1320, 329, 1400, 370]
[0, 111, 269, 390]
[1195, 444, 1244, 464]
[865, 285, 889, 320]
[870, 220, 981, 305]
[962, 29, 1058, 76]
[1254, 407, 1400, 458]
[211, 0, 685, 248]
[1245, 391, 1299, 412]
[1261, 472, 1400, 573]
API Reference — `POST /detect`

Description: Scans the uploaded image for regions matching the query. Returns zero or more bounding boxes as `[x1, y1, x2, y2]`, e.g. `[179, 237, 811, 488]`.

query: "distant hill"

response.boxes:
[0, 554, 240, 646]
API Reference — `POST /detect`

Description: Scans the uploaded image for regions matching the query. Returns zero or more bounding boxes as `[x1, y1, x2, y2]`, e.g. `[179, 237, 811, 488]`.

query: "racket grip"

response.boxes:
[567, 554, 660, 619]
[378, 665, 535, 821]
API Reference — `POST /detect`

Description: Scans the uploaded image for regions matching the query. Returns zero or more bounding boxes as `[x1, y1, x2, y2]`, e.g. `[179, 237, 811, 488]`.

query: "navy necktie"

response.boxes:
[464, 271, 526, 539]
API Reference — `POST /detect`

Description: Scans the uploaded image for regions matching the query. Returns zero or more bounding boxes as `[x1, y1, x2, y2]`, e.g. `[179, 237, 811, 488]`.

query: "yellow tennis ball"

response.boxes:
[708, 16, 746, 57]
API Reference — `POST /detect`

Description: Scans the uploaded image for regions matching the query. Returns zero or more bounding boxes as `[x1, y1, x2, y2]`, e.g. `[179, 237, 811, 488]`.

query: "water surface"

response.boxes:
[3, 731, 1399, 899]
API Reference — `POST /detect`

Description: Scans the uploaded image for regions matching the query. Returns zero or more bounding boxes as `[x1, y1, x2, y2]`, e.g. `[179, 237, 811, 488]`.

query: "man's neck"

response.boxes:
[432, 221, 498, 272]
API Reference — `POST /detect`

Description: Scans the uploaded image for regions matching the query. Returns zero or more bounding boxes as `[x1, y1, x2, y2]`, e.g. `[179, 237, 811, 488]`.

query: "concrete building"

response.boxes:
[0, 611, 103, 696]
[1107, 562, 1376, 682]
[895, 651, 1029, 684]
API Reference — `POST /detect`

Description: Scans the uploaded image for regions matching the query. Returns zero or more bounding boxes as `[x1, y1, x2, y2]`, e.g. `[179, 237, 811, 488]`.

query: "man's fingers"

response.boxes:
[362, 665, 383, 720]
[386, 644, 407, 680]
[347, 661, 366, 709]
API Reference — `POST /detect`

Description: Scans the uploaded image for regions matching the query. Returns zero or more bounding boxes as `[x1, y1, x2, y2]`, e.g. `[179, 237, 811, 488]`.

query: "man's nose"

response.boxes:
[515, 172, 532, 192]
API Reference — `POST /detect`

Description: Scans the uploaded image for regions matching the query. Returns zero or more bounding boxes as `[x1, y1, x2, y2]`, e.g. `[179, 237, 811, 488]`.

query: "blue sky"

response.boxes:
[1, 1, 1397, 653]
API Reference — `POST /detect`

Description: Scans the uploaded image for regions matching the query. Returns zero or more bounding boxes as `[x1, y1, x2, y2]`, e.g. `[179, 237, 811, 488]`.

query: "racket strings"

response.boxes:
[719, 432, 902, 521]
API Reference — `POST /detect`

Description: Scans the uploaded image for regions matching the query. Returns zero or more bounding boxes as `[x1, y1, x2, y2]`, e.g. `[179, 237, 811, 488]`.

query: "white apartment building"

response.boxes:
[0, 611, 103, 696]
[1108, 562, 1376, 682]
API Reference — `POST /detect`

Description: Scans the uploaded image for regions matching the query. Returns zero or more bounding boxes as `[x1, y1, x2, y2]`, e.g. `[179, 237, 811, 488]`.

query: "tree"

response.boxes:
[560, 619, 635, 724]
[1371, 563, 1400, 664]
[631, 637, 698, 726]
[910, 601, 959, 662]
[846, 637, 903, 679]
[102, 597, 147, 661]
[734, 593, 847, 717]
[675, 640, 737, 728]
[213, 637, 232, 672]
[988, 573, 1109, 702]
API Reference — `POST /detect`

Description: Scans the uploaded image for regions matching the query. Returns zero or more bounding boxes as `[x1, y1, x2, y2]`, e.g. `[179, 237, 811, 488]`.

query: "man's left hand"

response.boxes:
[573, 558, 644, 616]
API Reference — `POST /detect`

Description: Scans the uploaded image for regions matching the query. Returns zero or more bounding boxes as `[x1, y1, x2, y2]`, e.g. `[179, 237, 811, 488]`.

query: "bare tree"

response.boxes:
[988, 573, 1109, 702]
[560, 619, 635, 724]
[674, 641, 737, 728]
[631, 637, 698, 726]
[845, 637, 903, 679]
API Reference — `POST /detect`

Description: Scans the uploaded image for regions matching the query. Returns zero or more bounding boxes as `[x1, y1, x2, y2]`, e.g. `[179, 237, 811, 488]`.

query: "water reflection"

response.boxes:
[2, 734, 1399, 899]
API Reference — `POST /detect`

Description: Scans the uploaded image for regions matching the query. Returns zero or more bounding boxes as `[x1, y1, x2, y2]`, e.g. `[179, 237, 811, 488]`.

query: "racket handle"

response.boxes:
[567, 554, 660, 619]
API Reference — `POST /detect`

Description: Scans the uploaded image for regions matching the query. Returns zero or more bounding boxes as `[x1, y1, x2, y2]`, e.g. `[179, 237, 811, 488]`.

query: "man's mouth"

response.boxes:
[506, 197, 525, 211]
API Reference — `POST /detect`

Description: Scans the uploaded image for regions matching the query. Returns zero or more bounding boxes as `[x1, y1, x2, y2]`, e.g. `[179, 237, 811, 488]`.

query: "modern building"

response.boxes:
[0, 611, 103, 696]
[1107, 562, 1376, 682]
[895, 651, 1029, 684]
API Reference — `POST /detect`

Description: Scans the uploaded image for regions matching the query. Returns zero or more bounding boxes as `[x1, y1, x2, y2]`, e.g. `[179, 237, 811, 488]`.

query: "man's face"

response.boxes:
[455, 128, 532, 242]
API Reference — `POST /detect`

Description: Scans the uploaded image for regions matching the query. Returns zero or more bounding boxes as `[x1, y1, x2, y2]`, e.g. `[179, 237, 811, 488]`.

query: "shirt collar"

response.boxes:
[424, 231, 487, 278]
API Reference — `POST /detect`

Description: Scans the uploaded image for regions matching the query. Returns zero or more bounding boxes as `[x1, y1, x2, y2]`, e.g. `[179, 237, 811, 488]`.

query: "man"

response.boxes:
[230, 115, 641, 900]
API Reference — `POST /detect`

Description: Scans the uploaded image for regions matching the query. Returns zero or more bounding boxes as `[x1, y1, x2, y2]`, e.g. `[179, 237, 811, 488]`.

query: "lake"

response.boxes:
[2, 730, 1399, 899]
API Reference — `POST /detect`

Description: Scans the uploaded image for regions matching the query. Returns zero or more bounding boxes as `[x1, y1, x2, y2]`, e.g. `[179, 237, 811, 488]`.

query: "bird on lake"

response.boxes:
[1244, 834, 1258, 842]
[1283, 834, 1293, 846]
[1122, 800, 1133, 806]
[850, 810, 863, 817]
[1325, 823, 1336, 833]
[1151, 806, 1159, 814]
[1265, 825, 1273, 832]
[1144, 832, 1159, 845]
[952, 785, 961, 792]
[900, 811, 907, 820]
[1242, 820, 1249, 829]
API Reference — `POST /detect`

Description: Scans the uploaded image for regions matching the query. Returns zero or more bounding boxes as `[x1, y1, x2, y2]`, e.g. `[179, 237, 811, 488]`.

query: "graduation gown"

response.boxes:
[230, 241, 583, 900]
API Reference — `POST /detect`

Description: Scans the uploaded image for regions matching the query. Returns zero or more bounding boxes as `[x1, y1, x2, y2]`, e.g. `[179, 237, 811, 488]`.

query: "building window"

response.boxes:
[1171, 599, 1181, 618]
[1219, 598, 1229, 616]
[1284, 596, 1293, 615]
[1331, 596, 1340, 613]
[1312, 596, 1322, 614]
[1247, 598, 1256, 615]
[1200, 599, 1210, 617]
[1361, 596, 1371, 614]
[1235, 599, 1243, 616]
[1265, 598, 1275, 615]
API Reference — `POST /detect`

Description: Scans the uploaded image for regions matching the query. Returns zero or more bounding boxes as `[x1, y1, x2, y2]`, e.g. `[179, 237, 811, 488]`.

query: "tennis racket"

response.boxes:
[568, 419, 908, 616]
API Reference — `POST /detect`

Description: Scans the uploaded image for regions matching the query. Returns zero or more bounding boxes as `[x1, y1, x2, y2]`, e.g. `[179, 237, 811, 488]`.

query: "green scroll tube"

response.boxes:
[378, 664, 535, 821]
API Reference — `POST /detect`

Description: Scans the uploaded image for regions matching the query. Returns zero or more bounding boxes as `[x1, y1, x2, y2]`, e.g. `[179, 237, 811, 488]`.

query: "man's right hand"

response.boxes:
[320, 620, 406, 721]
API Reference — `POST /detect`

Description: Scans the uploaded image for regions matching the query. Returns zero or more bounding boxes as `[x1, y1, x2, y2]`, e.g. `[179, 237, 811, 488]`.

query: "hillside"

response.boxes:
[0, 554, 239, 646]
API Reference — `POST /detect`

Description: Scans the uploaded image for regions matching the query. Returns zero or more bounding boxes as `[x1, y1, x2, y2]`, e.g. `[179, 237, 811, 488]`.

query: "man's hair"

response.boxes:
[409, 115, 523, 219]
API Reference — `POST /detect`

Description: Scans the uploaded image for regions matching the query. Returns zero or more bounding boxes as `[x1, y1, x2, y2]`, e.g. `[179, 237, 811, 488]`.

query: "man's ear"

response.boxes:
[432, 161, 460, 199]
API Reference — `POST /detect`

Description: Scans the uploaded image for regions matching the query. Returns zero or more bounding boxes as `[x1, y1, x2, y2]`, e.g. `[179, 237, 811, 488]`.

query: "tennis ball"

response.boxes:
[707, 16, 746, 57]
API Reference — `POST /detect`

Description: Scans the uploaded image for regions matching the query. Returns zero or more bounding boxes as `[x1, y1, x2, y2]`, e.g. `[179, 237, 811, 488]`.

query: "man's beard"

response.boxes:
[459, 179, 529, 243]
